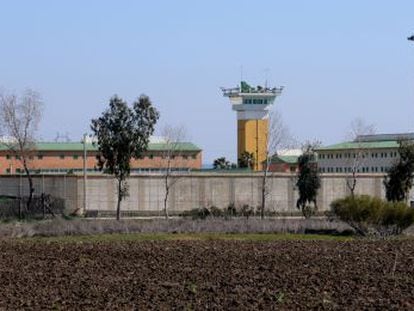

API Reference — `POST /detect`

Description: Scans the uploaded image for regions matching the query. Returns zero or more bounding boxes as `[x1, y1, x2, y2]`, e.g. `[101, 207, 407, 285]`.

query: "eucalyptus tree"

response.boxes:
[296, 142, 321, 218]
[91, 95, 159, 220]
[384, 140, 414, 203]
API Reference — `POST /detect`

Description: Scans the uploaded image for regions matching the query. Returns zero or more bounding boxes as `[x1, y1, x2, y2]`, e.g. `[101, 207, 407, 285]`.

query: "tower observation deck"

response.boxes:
[221, 81, 283, 171]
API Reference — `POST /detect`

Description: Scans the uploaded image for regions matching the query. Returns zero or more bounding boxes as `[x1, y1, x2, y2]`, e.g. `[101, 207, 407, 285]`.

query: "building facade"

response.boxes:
[0, 141, 202, 174]
[315, 133, 412, 174]
[267, 149, 301, 173]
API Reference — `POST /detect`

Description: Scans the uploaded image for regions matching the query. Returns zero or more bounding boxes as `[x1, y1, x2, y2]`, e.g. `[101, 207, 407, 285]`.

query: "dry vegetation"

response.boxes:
[0, 217, 353, 238]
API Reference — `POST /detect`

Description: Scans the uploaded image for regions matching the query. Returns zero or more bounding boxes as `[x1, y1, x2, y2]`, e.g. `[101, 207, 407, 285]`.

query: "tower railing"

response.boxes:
[221, 86, 283, 97]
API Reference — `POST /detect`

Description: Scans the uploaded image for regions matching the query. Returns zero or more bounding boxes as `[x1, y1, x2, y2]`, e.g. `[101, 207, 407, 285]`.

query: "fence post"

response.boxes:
[18, 174, 22, 219]
[42, 174, 45, 193]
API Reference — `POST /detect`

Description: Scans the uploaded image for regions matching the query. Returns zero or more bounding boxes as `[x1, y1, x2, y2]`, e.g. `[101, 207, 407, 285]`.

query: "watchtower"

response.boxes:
[222, 81, 283, 170]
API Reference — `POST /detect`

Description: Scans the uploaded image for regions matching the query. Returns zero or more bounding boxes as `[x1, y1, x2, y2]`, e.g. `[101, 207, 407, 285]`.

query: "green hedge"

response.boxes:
[331, 195, 414, 236]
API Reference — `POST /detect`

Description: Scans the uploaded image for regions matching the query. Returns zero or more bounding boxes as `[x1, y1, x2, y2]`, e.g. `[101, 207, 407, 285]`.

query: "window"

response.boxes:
[38, 155, 43, 160]
[60, 155, 65, 159]
[6, 155, 10, 160]
[15, 155, 20, 160]
[192, 154, 197, 159]
[183, 155, 188, 160]
[16, 168, 21, 173]
[73, 155, 79, 160]
[5, 168, 10, 173]
[149, 154, 154, 159]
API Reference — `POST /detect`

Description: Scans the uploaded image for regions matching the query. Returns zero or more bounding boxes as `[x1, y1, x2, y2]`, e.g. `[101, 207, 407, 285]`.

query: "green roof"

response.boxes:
[270, 155, 299, 164]
[0, 142, 201, 152]
[316, 140, 400, 151]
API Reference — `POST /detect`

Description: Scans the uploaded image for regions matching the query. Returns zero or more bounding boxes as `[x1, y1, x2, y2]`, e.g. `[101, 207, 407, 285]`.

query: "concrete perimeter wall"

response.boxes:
[0, 175, 79, 213]
[0, 173, 409, 216]
[80, 173, 405, 215]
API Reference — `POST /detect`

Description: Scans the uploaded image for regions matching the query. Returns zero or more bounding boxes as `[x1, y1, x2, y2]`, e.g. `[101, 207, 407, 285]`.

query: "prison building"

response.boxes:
[0, 141, 202, 174]
[315, 133, 414, 174]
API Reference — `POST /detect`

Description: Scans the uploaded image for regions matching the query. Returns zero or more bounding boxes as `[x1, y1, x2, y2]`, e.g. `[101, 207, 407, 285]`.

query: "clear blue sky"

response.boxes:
[1, 1, 414, 163]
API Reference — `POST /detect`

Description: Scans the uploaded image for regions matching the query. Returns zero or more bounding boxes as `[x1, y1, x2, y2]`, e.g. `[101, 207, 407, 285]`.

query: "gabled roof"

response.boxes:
[316, 132, 414, 151]
[316, 140, 400, 151]
[356, 133, 414, 142]
[270, 155, 299, 164]
[0, 142, 202, 152]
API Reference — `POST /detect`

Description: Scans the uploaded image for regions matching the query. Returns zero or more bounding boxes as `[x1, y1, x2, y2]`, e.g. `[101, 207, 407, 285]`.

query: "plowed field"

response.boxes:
[0, 238, 413, 310]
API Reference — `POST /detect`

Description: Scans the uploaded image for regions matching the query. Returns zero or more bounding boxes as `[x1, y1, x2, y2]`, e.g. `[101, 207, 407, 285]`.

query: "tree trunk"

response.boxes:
[260, 166, 268, 219]
[346, 171, 357, 198]
[163, 173, 169, 220]
[116, 178, 122, 221]
[23, 158, 34, 210]
[18, 199, 22, 220]
[350, 171, 356, 198]
[163, 161, 172, 220]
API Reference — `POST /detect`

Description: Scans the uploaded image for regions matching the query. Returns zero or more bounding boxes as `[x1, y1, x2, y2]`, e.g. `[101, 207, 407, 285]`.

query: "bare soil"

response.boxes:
[0, 238, 413, 310]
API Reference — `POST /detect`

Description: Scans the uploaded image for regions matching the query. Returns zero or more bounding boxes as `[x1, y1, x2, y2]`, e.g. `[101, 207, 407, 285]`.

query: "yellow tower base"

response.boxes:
[238, 119, 268, 171]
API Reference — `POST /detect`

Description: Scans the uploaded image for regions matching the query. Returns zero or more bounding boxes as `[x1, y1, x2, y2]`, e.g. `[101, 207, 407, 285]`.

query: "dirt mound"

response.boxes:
[0, 239, 413, 310]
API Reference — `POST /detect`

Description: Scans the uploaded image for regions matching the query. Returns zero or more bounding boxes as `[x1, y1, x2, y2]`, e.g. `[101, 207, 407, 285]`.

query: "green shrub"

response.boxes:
[331, 195, 414, 236]
[226, 203, 237, 217]
[240, 204, 254, 219]
[179, 207, 210, 219]
[209, 206, 223, 217]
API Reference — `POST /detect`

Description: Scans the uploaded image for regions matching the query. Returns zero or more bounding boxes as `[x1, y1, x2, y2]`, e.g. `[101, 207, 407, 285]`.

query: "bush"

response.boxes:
[240, 204, 254, 219]
[331, 195, 414, 236]
[226, 203, 237, 218]
[209, 206, 223, 217]
[0, 195, 65, 220]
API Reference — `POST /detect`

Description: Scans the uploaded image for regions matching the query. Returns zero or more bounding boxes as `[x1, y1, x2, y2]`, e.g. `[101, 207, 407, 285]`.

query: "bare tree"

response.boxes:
[159, 124, 188, 219]
[260, 110, 295, 219]
[0, 89, 43, 209]
[345, 118, 376, 197]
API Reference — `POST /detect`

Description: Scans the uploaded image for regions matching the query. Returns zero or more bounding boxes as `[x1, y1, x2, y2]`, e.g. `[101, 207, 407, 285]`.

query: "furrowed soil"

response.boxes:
[0, 238, 413, 310]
